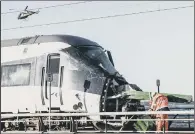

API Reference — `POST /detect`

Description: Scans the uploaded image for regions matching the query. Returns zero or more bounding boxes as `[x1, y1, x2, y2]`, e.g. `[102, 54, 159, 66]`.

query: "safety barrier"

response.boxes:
[1, 130, 195, 133]
[1, 110, 194, 133]
[1, 110, 194, 117]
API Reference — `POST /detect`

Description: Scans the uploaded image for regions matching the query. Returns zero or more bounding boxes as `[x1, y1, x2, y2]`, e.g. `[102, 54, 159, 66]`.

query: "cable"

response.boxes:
[1, 5, 193, 31]
[2, 1, 172, 16]
[1, 1, 92, 15]
[1, 1, 163, 15]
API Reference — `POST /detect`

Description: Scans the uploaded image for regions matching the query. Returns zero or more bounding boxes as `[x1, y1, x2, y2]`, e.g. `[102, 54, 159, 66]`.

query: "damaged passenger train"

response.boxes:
[1, 35, 147, 131]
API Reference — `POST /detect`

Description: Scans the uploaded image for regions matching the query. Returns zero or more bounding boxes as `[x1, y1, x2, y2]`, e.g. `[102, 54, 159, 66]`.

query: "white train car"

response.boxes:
[1, 35, 143, 131]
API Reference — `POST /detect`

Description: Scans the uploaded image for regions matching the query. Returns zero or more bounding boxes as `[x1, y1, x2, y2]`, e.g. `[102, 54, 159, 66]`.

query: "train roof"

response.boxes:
[1, 34, 102, 48]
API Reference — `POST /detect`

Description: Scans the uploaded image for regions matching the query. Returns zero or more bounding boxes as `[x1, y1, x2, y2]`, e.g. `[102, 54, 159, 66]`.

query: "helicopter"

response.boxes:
[18, 6, 39, 20]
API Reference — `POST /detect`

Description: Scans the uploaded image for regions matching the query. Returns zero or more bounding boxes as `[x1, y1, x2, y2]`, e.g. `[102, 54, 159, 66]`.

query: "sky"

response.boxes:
[1, 1, 194, 99]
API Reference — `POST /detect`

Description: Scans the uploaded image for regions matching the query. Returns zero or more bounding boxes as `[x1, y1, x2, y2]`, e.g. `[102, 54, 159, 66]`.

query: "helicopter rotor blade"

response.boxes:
[25, 6, 28, 11]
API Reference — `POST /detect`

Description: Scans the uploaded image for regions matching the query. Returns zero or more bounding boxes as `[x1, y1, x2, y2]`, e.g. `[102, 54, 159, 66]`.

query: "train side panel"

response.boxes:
[1, 41, 102, 118]
[1, 42, 70, 113]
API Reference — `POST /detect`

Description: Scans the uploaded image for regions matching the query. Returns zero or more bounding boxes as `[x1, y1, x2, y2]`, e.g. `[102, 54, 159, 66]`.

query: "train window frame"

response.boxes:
[1, 63, 31, 87]
[46, 54, 60, 87]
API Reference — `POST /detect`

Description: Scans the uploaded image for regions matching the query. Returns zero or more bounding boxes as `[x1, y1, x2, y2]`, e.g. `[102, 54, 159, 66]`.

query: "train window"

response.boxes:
[48, 55, 60, 87]
[1, 63, 31, 87]
[62, 48, 105, 94]
[41, 67, 45, 86]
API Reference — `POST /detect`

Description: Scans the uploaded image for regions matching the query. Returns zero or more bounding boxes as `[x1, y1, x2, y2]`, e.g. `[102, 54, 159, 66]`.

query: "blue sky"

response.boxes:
[1, 1, 194, 98]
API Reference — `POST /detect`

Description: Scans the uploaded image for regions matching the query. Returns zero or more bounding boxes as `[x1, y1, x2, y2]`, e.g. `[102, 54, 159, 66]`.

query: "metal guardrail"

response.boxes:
[1, 110, 194, 133]
[1, 130, 195, 133]
[1, 110, 194, 117]
[1, 118, 194, 123]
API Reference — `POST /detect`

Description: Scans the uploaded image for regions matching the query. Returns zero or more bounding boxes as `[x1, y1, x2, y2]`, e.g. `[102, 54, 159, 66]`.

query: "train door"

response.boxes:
[43, 53, 61, 111]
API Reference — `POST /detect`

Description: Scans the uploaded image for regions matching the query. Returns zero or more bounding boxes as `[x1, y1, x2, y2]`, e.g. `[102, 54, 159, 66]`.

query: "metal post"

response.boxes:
[156, 79, 160, 93]
[24, 121, 27, 132]
[17, 114, 19, 127]
[115, 99, 119, 119]
[46, 71, 53, 132]
[70, 117, 72, 132]
[188, 111, 191, 129]
[75, 119, 78, 133]
[105, 116, 107, 133]
[116, 99, 119, 112]
[49, 81, 51, 131]
[70, 117, 76, 133]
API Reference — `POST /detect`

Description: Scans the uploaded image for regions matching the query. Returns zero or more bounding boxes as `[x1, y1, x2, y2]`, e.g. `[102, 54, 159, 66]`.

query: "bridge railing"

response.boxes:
[1, 110, 194, 117]
[1, 110, 194, 133]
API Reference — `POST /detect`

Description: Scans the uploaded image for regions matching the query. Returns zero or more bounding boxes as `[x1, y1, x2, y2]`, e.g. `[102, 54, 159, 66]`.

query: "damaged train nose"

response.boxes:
[90, 72, 149, 131]
[92, 79, 154, 131]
